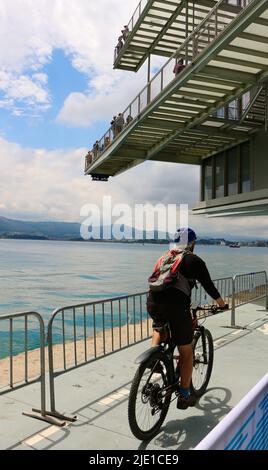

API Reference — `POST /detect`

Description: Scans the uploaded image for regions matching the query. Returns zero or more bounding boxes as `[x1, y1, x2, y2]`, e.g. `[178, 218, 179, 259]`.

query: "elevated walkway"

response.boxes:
[114, 0, 242, 72]
[1, 299, 267, 450]
[86, 0, 268, 179]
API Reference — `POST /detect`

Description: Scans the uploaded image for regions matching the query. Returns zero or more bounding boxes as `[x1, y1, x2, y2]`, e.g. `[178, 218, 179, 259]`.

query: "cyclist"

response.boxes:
[147, 227, 228, 410]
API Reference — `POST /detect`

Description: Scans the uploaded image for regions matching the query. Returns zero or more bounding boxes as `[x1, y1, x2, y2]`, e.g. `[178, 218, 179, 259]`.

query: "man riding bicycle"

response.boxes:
[147, 227, 228, 410]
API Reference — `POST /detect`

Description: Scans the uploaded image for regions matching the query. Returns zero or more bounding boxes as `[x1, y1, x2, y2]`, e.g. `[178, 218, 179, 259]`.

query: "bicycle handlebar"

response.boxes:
[194, 304, 229, 314]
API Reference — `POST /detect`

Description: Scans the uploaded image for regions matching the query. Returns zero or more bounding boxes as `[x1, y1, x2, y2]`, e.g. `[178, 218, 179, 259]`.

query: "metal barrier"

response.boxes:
[0, 311, 68, 425]
[47, 271, 267, 419]
[47, 292, 149, 420]
[231, 271, 268, 327]
[0, 311, 47, 420]
[0, 271, 266, 424]
[192, 276, 234, 307]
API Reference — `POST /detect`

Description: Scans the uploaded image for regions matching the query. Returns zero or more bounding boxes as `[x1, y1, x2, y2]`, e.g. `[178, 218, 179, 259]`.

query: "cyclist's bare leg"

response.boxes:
[178, 344, 193, 389]
[151, 329, 167, 346]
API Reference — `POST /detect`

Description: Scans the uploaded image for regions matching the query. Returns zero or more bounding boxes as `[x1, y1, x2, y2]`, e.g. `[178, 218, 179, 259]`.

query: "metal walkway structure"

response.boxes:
[85, 0, 268, 179]
[114, 0, 242, 72]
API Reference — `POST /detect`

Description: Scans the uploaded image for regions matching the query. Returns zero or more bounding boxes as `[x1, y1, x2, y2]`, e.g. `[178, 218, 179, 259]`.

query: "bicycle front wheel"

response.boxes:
[190, 328, 214, 397]
[128, 351, 173, 441]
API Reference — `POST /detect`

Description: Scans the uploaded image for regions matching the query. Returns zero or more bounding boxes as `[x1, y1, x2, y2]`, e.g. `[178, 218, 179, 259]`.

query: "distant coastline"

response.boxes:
[1, 235, 268, 247]
[0, 215, 267, 247]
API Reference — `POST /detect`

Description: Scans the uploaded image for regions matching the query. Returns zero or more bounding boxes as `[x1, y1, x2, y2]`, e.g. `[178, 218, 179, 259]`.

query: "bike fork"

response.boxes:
[200, 327, 208, 363]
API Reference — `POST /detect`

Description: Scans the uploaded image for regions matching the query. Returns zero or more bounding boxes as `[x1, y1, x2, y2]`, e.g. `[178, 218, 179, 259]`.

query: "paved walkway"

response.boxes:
[1, 299, 267, 450]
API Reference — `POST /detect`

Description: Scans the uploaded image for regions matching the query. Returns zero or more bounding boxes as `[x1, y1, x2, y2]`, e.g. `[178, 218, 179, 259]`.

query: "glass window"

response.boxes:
[227, 0, 241, 5]
[204, 158, 213, 200]
[215, 153, 225, 198]
[242, 91, 250, 112]
[228, 100, 239, 120]
[227, 147, 238, 196]
[241, 142, 251, 193]
[216, 107, 225, 119]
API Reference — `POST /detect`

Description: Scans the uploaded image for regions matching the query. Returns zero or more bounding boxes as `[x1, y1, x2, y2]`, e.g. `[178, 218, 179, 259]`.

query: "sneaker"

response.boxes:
[176, 393, 197, 410]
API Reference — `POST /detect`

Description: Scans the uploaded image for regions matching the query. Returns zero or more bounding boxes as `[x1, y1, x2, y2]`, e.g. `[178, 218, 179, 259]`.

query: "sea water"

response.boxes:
[0, 239, 267, 357]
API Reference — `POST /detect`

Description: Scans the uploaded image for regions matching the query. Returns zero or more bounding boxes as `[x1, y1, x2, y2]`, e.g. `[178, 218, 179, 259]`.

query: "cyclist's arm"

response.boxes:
[195, 260, 228, 308]
[195, 259, 221, 300]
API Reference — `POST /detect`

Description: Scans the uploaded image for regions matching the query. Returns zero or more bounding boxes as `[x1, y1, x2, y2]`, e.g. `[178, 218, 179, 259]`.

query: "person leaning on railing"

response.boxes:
[85, 151, 93, 170]
[147, 227, 229, 410]
[92, 140, 99, 159]
[126, 114, 133, 126]
[122, 25, 130, 41]
[115, 36, 124, 56]
[173, 57, 185, 76]
[115, 113, 125, 135]
[111, 116, 117, 139]
[104, 136, 110, 148]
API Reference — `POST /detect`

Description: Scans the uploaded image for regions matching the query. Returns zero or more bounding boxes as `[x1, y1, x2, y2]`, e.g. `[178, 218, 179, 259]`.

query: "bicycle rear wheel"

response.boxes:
[190, 328, 214, 397]
[128, 351, 173, 441]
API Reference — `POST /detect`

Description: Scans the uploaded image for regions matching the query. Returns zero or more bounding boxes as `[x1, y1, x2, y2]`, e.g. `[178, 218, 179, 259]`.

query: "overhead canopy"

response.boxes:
[114, 0, 242, 72]
[86, 0, 268, 178]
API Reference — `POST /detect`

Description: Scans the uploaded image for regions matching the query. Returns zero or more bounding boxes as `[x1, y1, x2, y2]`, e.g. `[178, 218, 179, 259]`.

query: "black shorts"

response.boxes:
[147, 289, 193, 346]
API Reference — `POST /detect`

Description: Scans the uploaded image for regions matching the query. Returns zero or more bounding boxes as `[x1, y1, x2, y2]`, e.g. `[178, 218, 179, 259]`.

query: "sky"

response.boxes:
[0, 0, 267, 239]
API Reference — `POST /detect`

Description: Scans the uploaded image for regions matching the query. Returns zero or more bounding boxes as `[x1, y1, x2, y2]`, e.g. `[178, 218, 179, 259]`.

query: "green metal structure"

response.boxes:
[114, 0, 242, 72]
[85, 0, 268, 215]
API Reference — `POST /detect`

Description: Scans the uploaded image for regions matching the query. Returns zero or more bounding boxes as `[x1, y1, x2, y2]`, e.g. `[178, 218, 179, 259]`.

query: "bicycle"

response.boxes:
[128, 304, 225, 441]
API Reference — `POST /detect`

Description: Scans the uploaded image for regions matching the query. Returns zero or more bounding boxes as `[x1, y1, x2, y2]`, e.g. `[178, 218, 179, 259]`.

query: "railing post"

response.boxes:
[231, 275, 236, 327]
[47, 313, 77, 423]
[215, 9, 218, 37]
[47, 319, 56, 414]
[16, 312, 65, 426]
[265, 271, 268, 311]
[39, 315, 46, 418]
[24, 313, 52, 421]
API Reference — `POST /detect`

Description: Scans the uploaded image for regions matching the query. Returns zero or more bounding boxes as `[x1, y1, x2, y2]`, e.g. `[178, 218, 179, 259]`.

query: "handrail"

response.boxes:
[86, 0, 252, 172]
[47, 291, 150, 417]
[231, 271, 268, 327]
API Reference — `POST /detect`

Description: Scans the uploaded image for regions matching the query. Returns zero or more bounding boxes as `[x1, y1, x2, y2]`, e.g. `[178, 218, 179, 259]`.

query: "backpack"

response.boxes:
[148, 249, 187, 292]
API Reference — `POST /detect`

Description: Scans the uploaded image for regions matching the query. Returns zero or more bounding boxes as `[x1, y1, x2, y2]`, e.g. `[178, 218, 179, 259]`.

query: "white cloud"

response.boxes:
[0, 137, 199, 221]
[57, 73, 145, 127]
[0, 137, 267, 239]
[0, 0, 139, 116]
[0, 71, 50, 110]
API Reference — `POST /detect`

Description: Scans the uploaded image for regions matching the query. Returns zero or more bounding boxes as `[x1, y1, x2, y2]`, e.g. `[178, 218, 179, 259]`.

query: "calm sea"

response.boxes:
[0, 239, 267, 318]
[0, 239, 267, 358]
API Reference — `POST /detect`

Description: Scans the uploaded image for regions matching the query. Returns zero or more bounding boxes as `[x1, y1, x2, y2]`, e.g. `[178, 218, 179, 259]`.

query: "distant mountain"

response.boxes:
[0, 216, 267, 244]
[0, 216, 81, 239]
[199, 232, 266, 242]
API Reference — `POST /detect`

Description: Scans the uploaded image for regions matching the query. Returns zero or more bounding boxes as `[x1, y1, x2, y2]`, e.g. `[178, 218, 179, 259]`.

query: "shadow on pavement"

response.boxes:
[139, 387, 232, 450]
